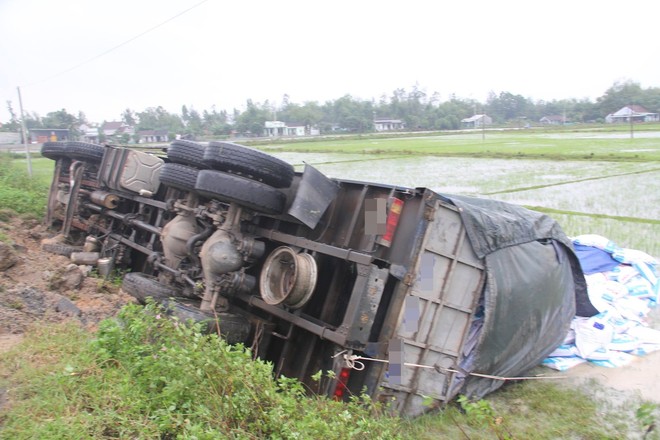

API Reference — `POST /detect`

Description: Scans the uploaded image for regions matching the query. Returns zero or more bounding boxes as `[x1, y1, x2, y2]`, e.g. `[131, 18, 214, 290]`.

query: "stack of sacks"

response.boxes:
[543, 234, 660, 371]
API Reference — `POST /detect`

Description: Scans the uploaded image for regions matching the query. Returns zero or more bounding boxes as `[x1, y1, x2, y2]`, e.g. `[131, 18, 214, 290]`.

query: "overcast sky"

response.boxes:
[1, 0, 659, 123]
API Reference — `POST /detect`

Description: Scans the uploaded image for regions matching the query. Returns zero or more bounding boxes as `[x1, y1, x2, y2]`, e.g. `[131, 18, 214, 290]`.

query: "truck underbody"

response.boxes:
[40, 140, 592, 416]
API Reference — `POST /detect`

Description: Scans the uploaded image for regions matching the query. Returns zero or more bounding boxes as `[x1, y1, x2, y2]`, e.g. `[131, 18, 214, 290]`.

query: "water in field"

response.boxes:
[271, 152, 660, 256]
[542, 130, 660, 139]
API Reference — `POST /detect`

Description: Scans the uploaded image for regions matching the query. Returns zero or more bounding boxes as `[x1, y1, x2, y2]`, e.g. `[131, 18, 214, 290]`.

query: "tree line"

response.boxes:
[3, 80, 659, 139]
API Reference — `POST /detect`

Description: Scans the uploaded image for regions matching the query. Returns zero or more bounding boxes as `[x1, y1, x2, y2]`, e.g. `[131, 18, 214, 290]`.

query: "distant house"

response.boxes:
[373, 118, 404, 132]
[540, 115, 566, 125]
[461, 114, 492, 129]
[0, 132, 21, 144]
[101, 121, 134, 139]
[29, 128, 69, 143]
[264, 121, 310, 137]
[80, 124, 100, 143]
[137, 129, 169, 143]
[605, 105, 659, 123]
[328, 124, 346, 132]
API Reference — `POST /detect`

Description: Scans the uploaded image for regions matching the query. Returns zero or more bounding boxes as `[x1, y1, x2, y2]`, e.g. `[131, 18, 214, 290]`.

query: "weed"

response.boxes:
[6, 299, 23, 310]
[407, 380, 634, 439]
[457, 395, 512, 439]
[0, 231, 11, 244]
[0, 208, 16, 222]
[92, 267, 127, 293]
[0, 303, 404, 439]
[636, 402, 659, 439]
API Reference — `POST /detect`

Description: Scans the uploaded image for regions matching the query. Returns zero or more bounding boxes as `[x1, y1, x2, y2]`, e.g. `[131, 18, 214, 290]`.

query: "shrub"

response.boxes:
[1, 303, 403, 439]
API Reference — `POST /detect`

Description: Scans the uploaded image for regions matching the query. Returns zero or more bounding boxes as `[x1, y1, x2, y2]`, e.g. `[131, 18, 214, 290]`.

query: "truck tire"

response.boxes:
[195, 169, 286, 215]
[203, 141, 294, 188]
[161, 298, 251, 344]
[167, 140, 208, 169]
[66, 141, 105, 162]
[42, 242, 84, 257]
[159, 163, 199, 193]
[121, 272, 181, 304]
[41, 142, 69, 160]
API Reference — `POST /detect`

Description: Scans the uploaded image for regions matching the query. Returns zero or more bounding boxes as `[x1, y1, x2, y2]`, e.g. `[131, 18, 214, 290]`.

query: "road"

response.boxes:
[0, 143, 42, 154]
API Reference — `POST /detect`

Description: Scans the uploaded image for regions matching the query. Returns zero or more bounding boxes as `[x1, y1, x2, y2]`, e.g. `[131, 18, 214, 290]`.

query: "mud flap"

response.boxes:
[286, 164, 339, 229]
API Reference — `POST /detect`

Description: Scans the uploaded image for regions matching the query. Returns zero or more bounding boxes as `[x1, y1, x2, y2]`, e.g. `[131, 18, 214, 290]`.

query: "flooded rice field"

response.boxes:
[271, 152, 660, 256]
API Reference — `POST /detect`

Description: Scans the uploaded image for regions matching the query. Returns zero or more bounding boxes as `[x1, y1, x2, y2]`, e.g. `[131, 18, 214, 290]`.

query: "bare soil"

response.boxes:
[0, 217, 134, 352]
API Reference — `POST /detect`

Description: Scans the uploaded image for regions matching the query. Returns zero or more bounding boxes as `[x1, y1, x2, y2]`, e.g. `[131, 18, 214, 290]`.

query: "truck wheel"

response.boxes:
[167, 140, 208, 169]
[121, 272, 181, 304]
[42, 242, 84, 257]
[162, 298, 251, 344]
[195, 169, 286, 215]
[159, 163, 199, 193]
[41, 142, 69, 160]
[203, 141, 294, 188]
[66, 141, 105, 162]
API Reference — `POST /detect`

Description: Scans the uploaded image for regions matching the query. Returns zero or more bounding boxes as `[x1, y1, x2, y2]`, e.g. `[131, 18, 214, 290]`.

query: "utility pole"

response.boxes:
[17, 86, 32, 177]
[629, 103, 634, 139]
[482, 111, 486, 142]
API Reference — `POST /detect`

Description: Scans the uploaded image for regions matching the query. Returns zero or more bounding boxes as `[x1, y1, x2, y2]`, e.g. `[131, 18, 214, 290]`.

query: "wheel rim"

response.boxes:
[259, 247, 317, 309]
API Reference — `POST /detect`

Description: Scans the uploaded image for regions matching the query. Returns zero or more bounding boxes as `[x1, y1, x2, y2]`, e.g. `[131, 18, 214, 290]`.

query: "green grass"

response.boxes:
[0, 304, 403, 439]
[0, 154, 53, 219]
[260, 126, 660, 161]
[406, 375, 660, 439]
[3, 306, 654, 439]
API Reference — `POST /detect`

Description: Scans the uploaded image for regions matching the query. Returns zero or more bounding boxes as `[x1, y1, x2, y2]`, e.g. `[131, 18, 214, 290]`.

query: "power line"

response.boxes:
[22, 0, 210, 88]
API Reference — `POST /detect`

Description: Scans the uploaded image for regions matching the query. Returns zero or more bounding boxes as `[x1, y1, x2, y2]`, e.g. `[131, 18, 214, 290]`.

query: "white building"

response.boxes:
[373, 118, 404, 132]
[605, 105, 659, 123]
[264, 121, 307, 136]
[461, 114, 493, 128]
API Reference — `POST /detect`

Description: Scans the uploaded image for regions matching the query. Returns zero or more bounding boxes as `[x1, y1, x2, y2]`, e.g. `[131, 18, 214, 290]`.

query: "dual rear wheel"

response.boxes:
[163, 140, 293, 215]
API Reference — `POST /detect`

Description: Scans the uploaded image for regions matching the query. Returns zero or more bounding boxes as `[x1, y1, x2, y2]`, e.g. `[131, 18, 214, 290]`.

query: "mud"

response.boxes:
[0, 217, 134, 352]
[562, 308, 660, 404]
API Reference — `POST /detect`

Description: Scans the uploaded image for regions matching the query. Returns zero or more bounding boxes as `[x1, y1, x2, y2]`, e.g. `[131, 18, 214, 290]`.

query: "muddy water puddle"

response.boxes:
[560, 308, 660, 404]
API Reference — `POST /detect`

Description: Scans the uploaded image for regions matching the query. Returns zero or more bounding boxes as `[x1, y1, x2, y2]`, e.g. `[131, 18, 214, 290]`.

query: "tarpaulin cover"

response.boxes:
[573, 244, 621, 275]
[439, 195, 598, 399]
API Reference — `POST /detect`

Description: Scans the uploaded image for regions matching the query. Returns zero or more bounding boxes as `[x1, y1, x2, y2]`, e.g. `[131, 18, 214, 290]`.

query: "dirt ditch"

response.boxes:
[0, 217, 133, 352]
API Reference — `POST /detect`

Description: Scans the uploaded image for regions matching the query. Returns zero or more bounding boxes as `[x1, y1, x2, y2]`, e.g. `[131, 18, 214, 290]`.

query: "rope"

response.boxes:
[339, 353, 566, 382]
[250, 321, 265, 360]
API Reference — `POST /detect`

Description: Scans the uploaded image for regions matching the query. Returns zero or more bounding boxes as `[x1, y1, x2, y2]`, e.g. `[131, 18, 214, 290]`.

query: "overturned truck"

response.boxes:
[40, 140, 596, 416]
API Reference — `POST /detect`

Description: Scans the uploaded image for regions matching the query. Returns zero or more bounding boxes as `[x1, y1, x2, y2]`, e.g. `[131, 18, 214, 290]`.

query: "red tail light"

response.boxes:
[377, 197, 404, 247]
[333, 367, 352, 400]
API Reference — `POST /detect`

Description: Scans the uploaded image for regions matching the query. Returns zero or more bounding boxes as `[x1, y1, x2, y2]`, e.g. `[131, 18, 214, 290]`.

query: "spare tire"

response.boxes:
[41, 141, 69, 160]
[167, 140, 207, 169]
[121, 272, 181, 304]
[161, 298, 251, 344]
[203, 141, 294, 188]
[195, 169, 286, 215]
[66, 141, 105, 162]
